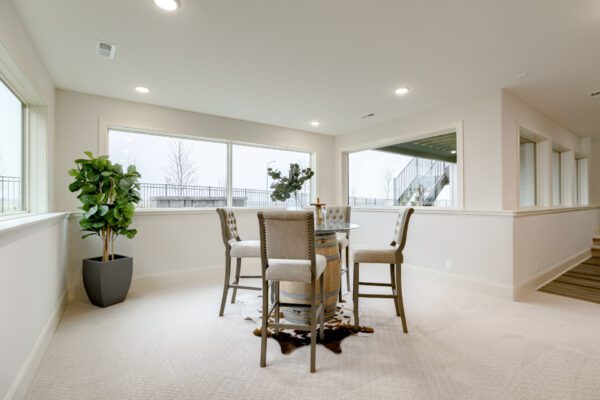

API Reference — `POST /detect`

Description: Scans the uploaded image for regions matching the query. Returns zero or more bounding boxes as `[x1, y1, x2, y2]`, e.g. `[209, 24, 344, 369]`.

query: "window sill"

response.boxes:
[0, 212, 69, 236]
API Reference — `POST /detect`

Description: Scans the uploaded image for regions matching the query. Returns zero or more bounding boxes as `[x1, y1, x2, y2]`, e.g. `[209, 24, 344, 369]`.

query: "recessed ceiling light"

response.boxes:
[513, 72, 531, 80]
[310, 121, 320, 127]
[450, 150, 457, 154]
[135, 86, 151, 94]
[153, 0, 181, 11]
[394, 87, 410, 96]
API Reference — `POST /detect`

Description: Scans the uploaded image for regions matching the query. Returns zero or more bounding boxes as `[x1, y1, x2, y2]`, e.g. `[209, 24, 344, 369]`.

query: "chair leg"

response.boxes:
[338, 246, 344, 302]
[319, 274, 325, 341]
[274, 282, 280, 335]
[353, 262, 360, 330]
[231, 257, 242, 303]
[390, 264, 400, 316]
[345, 246, 351, 292]
[260, 280, 269, 367]
[219, 255, 231, 316]
[395, 264, 408, 333]
[310, 278, 318, 373]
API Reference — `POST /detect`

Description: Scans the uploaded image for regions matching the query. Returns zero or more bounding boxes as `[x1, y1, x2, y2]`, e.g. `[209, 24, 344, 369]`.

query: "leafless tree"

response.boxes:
[164, 139, 198, 194]
[381, 167, 395, 200]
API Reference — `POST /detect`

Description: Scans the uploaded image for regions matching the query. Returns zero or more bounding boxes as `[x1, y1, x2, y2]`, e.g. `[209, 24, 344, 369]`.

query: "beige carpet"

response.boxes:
[25, 266, 600, 400]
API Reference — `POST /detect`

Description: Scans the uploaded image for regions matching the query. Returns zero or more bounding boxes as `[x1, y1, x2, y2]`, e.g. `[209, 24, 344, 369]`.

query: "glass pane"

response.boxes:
[349, 132, 457, 208]
[0, 80, 23, 214]
[109, 129, 227, 208]
[232, 144, 312, 208]
[552, 151, 561, 206]
[519, 141, 536, 207]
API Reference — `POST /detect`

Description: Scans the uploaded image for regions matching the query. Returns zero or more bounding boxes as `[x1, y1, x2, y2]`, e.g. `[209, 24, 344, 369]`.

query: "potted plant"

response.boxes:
[68, 151, 141, 307]
[267, 163, 314, 209]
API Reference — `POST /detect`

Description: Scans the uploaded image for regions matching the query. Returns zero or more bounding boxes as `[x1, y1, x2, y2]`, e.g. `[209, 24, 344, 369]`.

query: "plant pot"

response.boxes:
[83, 255, 133, 308]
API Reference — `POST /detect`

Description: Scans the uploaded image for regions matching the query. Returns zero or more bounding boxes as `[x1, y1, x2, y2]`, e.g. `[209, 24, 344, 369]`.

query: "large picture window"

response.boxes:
[0, 79, 24, 215]
[232, 144, 312, 208]
[348, 131, 458, 208]
[108, 128, 314, 209]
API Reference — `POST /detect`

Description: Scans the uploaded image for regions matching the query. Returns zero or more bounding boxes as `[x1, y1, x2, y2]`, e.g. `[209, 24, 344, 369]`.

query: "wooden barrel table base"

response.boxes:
[280, 232, 341, 325]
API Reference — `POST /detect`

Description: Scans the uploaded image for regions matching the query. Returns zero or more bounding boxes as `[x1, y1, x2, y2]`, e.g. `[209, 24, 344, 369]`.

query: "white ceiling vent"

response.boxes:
[589, 90, 600, 98]
[96, 40, 116, 59]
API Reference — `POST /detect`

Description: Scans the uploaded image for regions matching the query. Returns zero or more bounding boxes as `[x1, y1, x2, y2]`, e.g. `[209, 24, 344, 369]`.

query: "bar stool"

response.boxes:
[324, 206, 352, 300]
[216, 208, 261, 316]
[257, 210, 326, 373]
[351, 207, 414, 332]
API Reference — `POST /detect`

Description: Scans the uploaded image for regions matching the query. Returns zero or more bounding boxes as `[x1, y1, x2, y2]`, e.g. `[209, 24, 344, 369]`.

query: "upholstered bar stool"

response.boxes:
[325, 206, 352, 301]
[257, 211, 326, 373]
[352, 207, 414, 333]
[216, 208, 261, 316]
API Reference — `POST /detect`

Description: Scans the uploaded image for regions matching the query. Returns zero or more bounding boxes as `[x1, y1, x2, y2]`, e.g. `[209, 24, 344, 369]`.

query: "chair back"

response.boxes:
[216, 208, 241, 247]
[390, 207, 415, 252]
[325, 205, 351, 224]
[258, 211, 316, 271]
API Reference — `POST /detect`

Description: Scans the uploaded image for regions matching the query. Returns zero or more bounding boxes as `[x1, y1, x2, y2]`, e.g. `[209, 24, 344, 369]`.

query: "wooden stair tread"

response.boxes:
[581, 257, 600, 266]
[564, 271, 600, 282]
[554, 275, 600, 289]
[540, 281, 600, 304]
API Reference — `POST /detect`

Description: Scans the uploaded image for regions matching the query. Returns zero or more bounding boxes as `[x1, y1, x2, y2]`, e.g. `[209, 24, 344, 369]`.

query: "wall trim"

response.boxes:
[404, 263, 514, 301]
[513, 248, 591, 301]
[3, 290, 68, 400]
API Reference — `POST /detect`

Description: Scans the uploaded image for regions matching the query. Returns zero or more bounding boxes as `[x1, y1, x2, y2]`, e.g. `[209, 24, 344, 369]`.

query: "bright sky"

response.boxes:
[348, 150, 411, 199]
[109, 130, 310, 191]
[0, 80, 22, 177]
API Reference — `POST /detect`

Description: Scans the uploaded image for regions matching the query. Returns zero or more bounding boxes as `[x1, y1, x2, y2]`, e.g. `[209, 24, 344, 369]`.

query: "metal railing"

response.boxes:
[0, 176, 23, 214]
[348, 197, 395, 207]
[394, 158, 451, 206]
[138, 182, 309, 209]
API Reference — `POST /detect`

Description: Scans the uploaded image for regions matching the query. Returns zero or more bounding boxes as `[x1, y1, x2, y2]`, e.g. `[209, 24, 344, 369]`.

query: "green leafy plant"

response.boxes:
[68, 151, 142, 262]
[267, 163, 314, 209]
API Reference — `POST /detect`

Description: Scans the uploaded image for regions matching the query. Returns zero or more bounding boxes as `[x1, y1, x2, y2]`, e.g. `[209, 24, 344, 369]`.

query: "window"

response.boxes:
[0, 79, 24, 215]
[108, 128, 314, 209]
[552, 150, 562, 206]
[519, 136, 536, 207]
[232, 144, 312, 208]
[109, 129, 227, 208]
[576, 157, 589, 205]
[348, 131, 458, 208]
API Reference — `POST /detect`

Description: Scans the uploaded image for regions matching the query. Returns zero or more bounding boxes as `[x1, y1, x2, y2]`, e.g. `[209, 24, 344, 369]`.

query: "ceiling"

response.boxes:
[10, 0, 600, 136]
[378, 132, 457, 163]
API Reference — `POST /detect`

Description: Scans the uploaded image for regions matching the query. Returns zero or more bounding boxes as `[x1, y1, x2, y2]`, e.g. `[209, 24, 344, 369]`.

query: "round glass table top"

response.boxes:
[314, 222, 360, 234]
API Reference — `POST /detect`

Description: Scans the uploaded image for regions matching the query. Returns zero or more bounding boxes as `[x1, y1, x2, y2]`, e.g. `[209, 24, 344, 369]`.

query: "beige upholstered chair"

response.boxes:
[352, 207, 414, 333]
[216, 208, 261, 316]
[325, 206, 352, 301]
[258, 211, 326, 373]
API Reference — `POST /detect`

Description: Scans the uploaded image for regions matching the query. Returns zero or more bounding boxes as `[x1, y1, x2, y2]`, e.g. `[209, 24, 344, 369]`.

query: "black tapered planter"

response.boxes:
[83, 255, 133, 308]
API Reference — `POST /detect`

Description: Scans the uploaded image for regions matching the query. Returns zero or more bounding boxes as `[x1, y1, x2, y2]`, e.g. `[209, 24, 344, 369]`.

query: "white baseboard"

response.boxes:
[3, 290, 68, 400]
[513, 248, 591, 301]
[403, 264, 514, 301]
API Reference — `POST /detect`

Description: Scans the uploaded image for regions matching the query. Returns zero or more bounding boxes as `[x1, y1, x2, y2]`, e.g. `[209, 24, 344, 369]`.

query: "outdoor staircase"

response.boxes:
[393, 158, 450, 206]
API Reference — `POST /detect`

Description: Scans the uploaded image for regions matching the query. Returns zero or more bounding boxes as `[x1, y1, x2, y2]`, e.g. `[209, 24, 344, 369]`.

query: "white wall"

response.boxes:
[0, 1, 66, 399]
[501, 91, 588, 211]
[55, 89, 336, 294]
[350, 209, 514, 298]
[55, 89, 336, 212]
[513, 208, 600, 297]
[0, 215, 68, 400]
[335, 90, 502, 210]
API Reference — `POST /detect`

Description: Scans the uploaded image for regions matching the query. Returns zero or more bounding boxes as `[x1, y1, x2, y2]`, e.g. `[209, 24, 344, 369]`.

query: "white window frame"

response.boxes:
[517, 123, 589, 210]
[340, 122, 464, 210]
[99, 121, 317, 210]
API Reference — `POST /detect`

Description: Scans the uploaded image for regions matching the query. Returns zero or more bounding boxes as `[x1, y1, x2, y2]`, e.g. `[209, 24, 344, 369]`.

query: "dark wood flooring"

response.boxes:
[539, 257, 600, 303]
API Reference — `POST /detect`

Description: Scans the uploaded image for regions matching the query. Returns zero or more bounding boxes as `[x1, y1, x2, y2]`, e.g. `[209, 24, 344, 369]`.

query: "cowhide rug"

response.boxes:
[238, 294, 374, 354]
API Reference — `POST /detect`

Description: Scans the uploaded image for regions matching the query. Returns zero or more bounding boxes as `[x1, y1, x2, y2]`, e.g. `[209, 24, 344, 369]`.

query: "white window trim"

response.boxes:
[339, 121, 464, 210]
[98, 119, 318, 210]
[516, 122, 589, 210]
